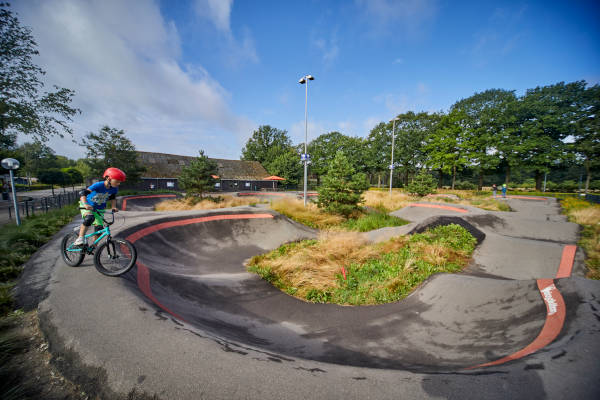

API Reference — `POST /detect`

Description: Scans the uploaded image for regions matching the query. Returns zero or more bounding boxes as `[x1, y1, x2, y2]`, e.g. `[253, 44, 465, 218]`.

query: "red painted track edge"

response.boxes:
[465, 243, 577, 370]
[127, 214, 275, 324]
[408, 203, 468, 213]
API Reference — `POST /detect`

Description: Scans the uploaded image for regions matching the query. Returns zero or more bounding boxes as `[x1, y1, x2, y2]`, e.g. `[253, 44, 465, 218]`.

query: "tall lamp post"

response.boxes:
[299, 74, 314, 206]
[389, 117, 399, 196]
[2, 158, 21, 226]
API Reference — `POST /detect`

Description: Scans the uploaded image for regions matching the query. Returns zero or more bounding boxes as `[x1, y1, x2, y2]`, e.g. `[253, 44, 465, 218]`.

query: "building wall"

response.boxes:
[123, 178, 278, 192]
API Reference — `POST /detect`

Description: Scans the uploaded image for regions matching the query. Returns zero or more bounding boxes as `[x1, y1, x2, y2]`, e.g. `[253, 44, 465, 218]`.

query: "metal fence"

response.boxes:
[6, 191, 79, 221]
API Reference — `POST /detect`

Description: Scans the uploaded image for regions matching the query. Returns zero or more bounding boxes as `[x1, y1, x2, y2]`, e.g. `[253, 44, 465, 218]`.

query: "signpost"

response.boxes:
[2, 158, 21, 226]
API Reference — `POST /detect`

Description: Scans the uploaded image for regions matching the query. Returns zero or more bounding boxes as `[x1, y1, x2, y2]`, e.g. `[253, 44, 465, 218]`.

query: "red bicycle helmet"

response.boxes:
[103, 167, 126, 182]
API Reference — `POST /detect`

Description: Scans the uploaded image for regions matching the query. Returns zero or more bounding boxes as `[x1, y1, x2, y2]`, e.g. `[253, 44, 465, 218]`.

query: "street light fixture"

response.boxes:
[2, 158, 21, 225]
[299, 74, 314, 206]
[389, 117, 399, 196]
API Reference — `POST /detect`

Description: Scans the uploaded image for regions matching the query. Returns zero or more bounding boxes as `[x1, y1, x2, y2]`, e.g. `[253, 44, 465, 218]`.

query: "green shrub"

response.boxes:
[1, 204, 78, 316]
[342, 212, 408, 232]
[556, 180, 578, 192]
[406, 170, 436, 196]
[317, 151, 369, 217]
[544, 181, 558, 191]
[454, 181, 476, 190]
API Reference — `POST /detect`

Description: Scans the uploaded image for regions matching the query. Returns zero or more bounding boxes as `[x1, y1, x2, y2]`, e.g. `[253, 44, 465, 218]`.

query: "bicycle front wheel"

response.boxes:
[61, 232, 85, 267]
[94, 239, 137, 276]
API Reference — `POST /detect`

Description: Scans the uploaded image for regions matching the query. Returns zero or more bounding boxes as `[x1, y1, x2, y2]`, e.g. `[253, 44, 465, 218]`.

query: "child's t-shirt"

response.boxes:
[85, 181, 118, 209]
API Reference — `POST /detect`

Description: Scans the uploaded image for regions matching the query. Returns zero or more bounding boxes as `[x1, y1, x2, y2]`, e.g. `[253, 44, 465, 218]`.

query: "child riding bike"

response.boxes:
[74, 167, 126, 246]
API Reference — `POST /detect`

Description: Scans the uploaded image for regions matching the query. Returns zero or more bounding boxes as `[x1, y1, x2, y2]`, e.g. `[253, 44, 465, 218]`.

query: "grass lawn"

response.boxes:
[1, 204, 79, 315]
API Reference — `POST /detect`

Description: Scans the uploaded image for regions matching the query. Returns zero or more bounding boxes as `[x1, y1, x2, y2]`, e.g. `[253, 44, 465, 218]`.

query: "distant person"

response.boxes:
[501, 183, 507, 198]
[74, 167, 126, 246]
[492, 183, 497, 198]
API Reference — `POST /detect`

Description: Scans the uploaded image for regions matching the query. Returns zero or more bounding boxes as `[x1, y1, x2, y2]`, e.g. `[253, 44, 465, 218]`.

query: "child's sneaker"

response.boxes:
[73, 236, 86, 246]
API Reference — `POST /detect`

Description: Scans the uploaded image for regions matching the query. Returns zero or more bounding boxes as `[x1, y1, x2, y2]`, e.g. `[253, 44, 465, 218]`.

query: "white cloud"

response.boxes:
[14, 0, 255, 160]
[314, 32, 340, 66]
[193, 0, 259, 66]
[355, 0, 438, 37]
[337, 121, 356, 134]
[194, 0, 233, 33]
[194, 0, 233, 32]
[363, 117, 384, 134]
[393, 58, 404, 64]
[289, 120, 327, 145]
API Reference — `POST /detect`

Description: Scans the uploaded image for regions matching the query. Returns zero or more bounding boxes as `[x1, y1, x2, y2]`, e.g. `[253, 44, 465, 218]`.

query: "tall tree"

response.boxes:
[80, 126, 145, 183]
[451, 89, 516, 189]
[367, 112, 436, 187]
[365, 122, 392, 187]
[393, 112, 439, 185]
[267, 147, 302, 187]
[425, 110, 469, 189]
[62, 167, 83, 190]
[573, 83, 600, 193]
[16, 141, 57, 182]
[308, 132, 367, 183]
[178, 150, 218, 197]
[0, 4, 79, 145]
[38, 168, 64, 196]
[516, 82, 584, 190]
[241, 125, 293, 171]
[74, 158, 93, 184]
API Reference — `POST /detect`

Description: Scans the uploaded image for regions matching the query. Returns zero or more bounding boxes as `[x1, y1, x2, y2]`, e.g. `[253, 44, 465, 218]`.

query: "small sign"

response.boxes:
[301, 154, 311, 161]
[166, 182, 174, 188]
[389, 164, 395, 170]
[1, 158, 20, 170]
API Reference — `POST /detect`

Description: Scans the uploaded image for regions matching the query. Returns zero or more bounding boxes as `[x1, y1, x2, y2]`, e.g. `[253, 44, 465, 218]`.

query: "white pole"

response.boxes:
[543, 172, 547, 192]
[9, 169, 21, 226]
[303, 79, 309, 206]
[389, 118, 396, 196]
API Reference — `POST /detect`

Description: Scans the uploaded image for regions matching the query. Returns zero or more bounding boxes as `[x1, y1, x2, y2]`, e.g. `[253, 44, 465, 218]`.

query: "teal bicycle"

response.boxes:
[61, 209, 137, 276]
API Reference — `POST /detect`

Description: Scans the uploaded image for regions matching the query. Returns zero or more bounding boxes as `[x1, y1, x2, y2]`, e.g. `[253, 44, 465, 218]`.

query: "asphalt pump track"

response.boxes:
[14, 195, 600, 399]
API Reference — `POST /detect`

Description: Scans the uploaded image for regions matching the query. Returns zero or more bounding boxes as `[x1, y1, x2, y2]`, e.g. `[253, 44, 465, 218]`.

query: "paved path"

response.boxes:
[14, 197, 600, 399]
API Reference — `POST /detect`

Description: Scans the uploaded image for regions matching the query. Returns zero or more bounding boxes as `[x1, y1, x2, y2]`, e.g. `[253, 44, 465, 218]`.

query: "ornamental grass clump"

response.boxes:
[155, 195, 265, 210]
[247, 224, 477, 305]
[560, 197, 600, 279]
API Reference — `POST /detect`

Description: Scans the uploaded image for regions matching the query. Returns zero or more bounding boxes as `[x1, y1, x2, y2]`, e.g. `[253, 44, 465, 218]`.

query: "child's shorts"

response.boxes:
[79, 201, 105, 226]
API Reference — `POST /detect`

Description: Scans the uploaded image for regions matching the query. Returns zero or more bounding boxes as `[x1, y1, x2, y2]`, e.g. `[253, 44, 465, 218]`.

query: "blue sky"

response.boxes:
[13, 0, 600, 160]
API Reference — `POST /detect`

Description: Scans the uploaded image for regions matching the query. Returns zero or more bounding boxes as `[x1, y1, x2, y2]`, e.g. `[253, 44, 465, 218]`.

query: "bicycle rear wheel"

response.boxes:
[61, 232, 85, 267]
[94, 239, 137, 276]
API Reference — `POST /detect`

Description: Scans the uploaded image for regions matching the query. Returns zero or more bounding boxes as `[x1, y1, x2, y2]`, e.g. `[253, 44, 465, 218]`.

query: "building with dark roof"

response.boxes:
[131, 151, 276, 192]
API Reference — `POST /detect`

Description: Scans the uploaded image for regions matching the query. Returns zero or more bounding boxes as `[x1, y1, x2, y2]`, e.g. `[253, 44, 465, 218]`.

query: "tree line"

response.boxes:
[242, 82, 599, 192]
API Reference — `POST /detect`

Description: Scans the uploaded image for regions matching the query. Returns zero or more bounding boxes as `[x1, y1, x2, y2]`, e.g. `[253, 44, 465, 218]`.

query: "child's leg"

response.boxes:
[79, 223, 88, 237]
[78, 201, 95, 239]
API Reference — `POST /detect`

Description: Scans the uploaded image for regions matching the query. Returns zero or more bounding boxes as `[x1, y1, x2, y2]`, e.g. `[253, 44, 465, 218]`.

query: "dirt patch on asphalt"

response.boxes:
[1, 311, 88, 400]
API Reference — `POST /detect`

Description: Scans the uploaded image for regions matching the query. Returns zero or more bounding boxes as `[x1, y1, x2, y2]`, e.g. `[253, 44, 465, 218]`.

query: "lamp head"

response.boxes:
[299, 75, 314, 84]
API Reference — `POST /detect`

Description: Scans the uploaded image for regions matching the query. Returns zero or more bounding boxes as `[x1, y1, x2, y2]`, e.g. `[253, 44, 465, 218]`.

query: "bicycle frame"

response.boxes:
[67, 210, 114, 254]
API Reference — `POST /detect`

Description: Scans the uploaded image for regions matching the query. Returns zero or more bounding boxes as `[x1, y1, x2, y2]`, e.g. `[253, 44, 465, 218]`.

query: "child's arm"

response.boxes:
[111, 198, 118, 212]
[79, 189, 93, 210]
